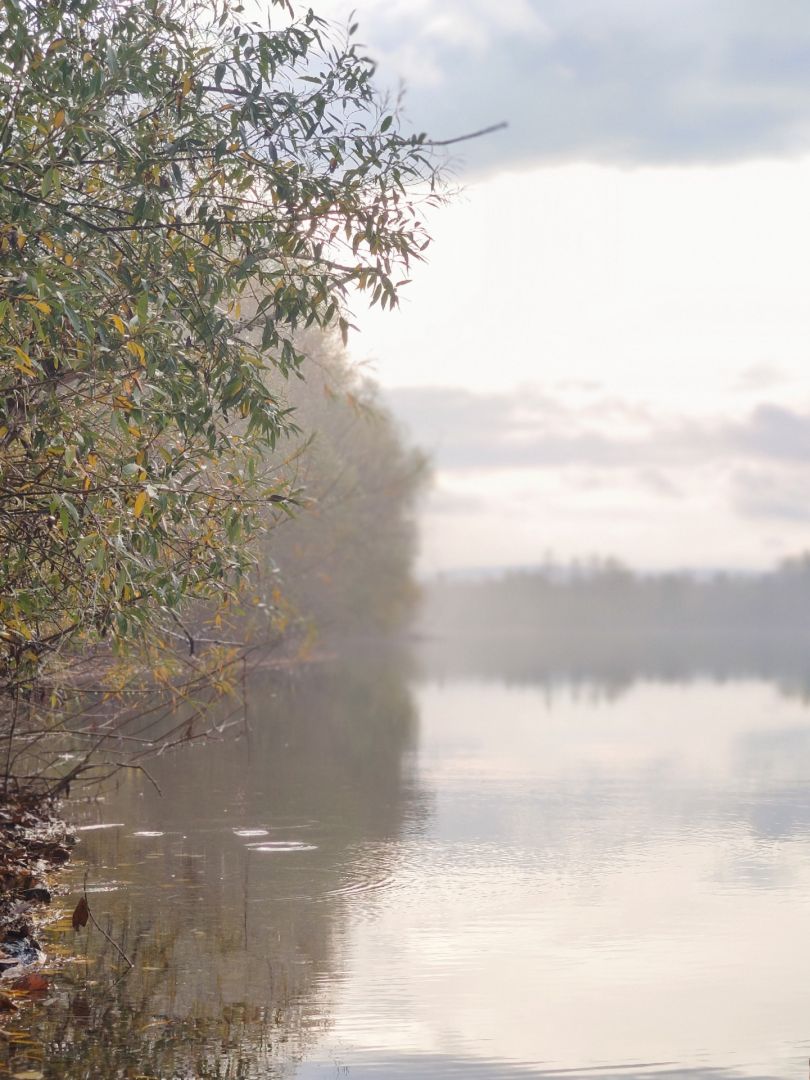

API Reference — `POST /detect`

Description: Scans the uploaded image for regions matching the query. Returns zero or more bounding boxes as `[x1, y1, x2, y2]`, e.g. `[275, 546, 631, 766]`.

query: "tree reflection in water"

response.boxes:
[3, 654, 424, 1080]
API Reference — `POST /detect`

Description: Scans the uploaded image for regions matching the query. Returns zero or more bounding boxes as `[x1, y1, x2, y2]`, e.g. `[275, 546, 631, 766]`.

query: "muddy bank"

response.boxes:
[0, 793, 74, 1006]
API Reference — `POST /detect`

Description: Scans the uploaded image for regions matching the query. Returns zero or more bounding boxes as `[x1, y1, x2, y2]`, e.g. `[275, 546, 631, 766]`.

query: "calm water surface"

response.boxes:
[9, 647, 810, 1079]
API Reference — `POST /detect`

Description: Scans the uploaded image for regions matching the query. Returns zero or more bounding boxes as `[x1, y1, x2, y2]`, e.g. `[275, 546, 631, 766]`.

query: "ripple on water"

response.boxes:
[233, 828, 269, 838]
[326, 872, 397, 899]
[246, 841, 318, 853]
[132, 831, 165, 838]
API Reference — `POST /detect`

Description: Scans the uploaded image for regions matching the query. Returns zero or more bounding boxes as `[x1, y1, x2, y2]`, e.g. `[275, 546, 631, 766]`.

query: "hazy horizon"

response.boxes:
[418, 552, 810, 583]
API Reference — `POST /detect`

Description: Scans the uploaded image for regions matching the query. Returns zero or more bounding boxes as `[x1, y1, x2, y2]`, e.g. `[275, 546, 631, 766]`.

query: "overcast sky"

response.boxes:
[315, 0, 810, 573]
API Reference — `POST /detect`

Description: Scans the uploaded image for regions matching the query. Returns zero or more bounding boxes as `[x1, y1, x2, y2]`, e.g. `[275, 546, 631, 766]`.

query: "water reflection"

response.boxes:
[417, 630, 810, 701]
[8, 646, 810, 1079]
[8, 658, 424, 1079]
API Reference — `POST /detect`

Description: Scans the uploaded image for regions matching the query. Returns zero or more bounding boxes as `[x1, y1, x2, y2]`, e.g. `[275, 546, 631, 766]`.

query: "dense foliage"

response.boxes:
[0, 0, 439, 702]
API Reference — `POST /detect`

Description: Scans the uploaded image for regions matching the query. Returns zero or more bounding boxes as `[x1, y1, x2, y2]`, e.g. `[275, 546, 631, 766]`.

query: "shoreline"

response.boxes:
[0, 790, 75, 1006]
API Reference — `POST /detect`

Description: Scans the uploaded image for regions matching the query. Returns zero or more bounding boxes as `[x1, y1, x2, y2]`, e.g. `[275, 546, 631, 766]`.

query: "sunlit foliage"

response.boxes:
[0, 0, 439, 704]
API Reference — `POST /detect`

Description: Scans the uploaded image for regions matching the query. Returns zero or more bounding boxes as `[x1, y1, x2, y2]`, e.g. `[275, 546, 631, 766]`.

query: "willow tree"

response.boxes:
[0, 0, 439, 720]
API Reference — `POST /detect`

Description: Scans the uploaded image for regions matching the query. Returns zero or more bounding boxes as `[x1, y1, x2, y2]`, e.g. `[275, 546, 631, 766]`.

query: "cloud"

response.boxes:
[423, 487, 487, 517]
[733, 404, 810, 461]
[318, 0, 810, 172]
[734, 364, 789, 393]
[386, 386, 810, 531]
[636, 469, 684, 500]
[388, 387, 810, 472]
[385, 385, 697, 470]
[732, 467, 810, 522]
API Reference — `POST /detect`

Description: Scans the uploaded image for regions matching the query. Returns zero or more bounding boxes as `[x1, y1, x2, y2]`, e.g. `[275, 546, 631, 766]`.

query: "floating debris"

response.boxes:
[75, 824, 125, 832]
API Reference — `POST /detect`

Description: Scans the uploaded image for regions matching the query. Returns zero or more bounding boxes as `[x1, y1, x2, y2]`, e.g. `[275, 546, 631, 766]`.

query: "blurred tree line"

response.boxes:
[423, 556, 810, 638]
[248, 331, 428, 644]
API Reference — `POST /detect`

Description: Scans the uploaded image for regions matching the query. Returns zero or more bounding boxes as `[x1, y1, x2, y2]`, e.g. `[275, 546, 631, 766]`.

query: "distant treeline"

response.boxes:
[422, 557, 810, 638]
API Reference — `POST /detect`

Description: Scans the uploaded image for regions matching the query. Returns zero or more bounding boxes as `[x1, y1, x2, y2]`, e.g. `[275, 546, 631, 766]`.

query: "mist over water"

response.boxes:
[9, 634, 810, 1080]
[5, 1, 810, 1076]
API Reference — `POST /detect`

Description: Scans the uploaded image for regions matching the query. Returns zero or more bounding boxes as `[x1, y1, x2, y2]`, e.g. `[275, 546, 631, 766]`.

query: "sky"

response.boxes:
[316, 1, 810, 574]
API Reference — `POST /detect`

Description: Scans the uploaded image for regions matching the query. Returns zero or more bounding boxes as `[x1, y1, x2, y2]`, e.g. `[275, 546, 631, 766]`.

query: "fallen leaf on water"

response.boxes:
[2, 1031, 35, 1045]
[71, 897, 89, 931]
[12, 974, 48, 993]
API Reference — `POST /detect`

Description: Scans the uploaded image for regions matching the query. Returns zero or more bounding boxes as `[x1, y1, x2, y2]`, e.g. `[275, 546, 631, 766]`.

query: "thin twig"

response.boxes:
[3, 691, 18, 797]
[83, 871, 134, 969]
[101, 762, 163, 797]
[427, 121, 508, 147]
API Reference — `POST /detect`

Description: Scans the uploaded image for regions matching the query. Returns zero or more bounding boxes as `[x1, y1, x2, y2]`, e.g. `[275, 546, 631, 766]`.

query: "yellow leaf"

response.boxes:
[126, 340, 146, 364]
[11, 346, 35, 376]
[133, 490, 148, 518]
[53, 109, 65, 129]
[0, 426, 7, 440]
[109, 314, 126, 334]
[27, 299, 51, 315]
[47, 38, 66, 53]
[82, 51, 94, 63]
[182, 74, 192, 94]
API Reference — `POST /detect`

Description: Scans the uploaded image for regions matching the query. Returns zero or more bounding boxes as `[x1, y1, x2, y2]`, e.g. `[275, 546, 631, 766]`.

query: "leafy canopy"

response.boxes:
[0, 0, 439, 689]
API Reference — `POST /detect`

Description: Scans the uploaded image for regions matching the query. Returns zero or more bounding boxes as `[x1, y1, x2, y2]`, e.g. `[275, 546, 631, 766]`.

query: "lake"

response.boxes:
[7, 642, 810, 1079]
